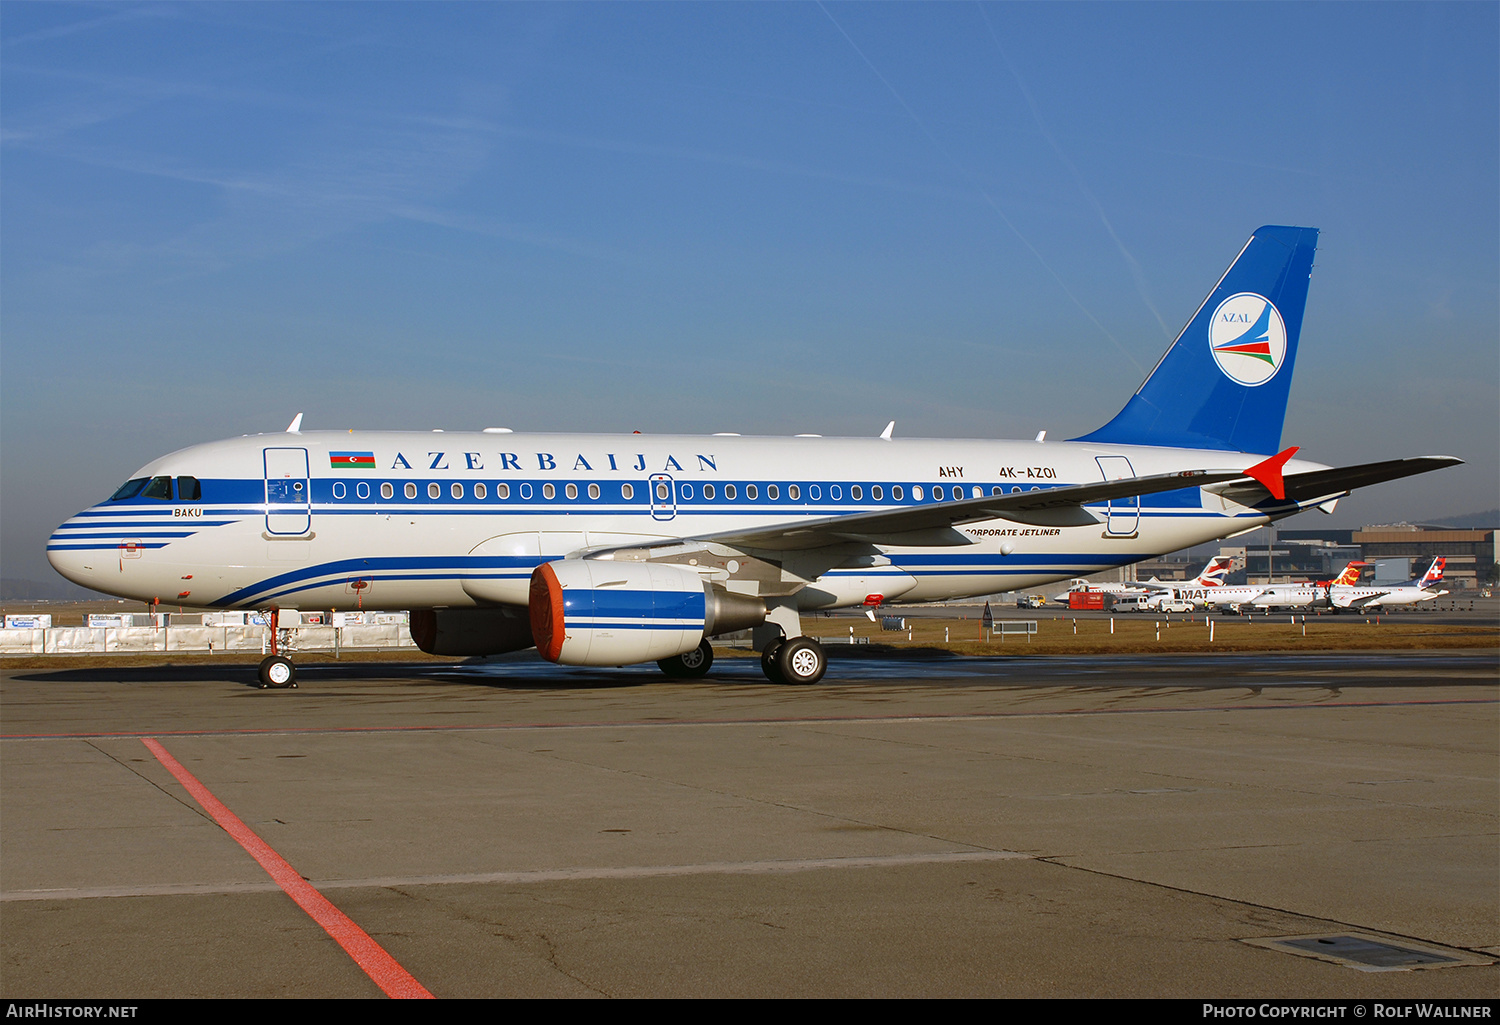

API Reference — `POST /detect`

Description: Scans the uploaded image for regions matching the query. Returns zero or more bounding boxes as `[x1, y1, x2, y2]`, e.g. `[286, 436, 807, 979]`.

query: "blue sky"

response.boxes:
[3, 2, 1496, 587]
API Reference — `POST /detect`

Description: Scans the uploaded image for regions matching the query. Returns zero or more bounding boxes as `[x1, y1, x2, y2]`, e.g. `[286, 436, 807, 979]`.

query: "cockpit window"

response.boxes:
[141, 476, 173, 500]
[109, 478, 149, 501]
[176, 476, 201, 501]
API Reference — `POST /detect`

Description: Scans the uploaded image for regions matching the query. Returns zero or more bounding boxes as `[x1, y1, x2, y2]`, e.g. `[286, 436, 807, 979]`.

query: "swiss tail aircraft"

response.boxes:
[1252, 557, 1449, 612]
[47, 226, 1461, 688]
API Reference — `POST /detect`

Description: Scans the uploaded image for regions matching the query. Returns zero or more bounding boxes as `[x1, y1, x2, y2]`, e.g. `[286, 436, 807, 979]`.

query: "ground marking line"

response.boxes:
[2, 695, 1493, 741]
[141, 737, 434, 999]
[1, 850, 1035, 901]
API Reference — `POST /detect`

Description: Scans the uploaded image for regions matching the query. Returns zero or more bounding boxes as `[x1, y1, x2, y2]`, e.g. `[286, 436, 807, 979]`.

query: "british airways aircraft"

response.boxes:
[46, 226, 1460, 688]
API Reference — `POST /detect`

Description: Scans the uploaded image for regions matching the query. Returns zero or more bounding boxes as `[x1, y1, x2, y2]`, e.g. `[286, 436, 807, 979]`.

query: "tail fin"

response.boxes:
[1417, 557, 1445, 587]
[1331, 561, 1367, 586]
[1194, 556, 1233, 587]
[1072, 225, 1319, 454]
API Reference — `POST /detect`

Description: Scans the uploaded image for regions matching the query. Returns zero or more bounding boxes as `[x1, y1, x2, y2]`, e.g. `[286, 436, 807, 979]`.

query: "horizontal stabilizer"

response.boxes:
[1209, 455, 1463, 507]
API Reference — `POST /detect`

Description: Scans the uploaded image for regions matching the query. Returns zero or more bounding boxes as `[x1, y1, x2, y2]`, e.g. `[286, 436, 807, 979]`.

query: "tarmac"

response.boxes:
[2, 649, 1496, 998]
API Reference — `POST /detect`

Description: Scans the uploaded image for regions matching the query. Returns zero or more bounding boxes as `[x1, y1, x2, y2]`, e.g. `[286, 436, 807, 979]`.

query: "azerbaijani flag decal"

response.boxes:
[330, 451, 377, 471]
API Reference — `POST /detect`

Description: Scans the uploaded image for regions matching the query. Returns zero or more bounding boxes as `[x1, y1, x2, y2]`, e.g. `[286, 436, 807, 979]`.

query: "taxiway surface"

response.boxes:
[2, 651, 1496, 997]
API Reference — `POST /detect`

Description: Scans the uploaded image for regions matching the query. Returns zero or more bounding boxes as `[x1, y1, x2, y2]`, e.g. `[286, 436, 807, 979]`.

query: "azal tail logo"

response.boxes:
[1208, 293, 1287, 387]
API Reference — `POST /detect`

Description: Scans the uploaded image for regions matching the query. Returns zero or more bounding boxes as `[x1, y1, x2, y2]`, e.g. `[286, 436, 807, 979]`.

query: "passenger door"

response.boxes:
[1095, 455, 1139, 537]
[264, 447, 311, 536]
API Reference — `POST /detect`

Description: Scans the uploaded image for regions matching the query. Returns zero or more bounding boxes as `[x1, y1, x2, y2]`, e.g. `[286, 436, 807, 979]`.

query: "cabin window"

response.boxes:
[621, 483, 633, 500]
[973, 486, 982, 498]
[767, 484, 779, 500]
[109, 478, 149, 501]
[1011, 486, 1021, 494]
[566, 482, 578, 500]
[474, 483, 487, 500]
[405, 482, 418, 499]
[850, 485, 863, 501]
[143, 476, 173, 500]
[520, 483, 533, 499]
[703, 483, 715, 500]
[892, 485, 904, 500]
[543, 483, 556, 499]
[587, 483, 600, 500]
[356, 482, 370, 500]
[912, 486, 923, 500]
[871, 485, 883, 501]
[932, 485, 945, 501]
[381, 483, 394, 499]
[333, 482, 347, 500]
[788, 484, 800, 500]
[809, 484, 821, 500]
[451, 483, 464, 500]
[746, 484, 758, 500]
[830, 485, 842, 500]
[428, 483, 441, 499]
[681, 484, 693, 500]
[991, 486, 1001, 496]
[176, 476, 201, 501]
[724, 484, 736, 500]
[497, 483, 510, 499]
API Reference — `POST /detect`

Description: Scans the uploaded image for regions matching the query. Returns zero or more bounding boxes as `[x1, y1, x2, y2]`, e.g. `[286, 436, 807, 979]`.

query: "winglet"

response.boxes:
[880, 421, 895, 440]
[285, 413, 304, 434]
[1243, 446, 1299, 500]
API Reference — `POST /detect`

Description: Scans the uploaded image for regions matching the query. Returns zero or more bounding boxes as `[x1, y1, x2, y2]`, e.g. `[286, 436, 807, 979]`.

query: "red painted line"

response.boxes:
[141, 737, 433, 999]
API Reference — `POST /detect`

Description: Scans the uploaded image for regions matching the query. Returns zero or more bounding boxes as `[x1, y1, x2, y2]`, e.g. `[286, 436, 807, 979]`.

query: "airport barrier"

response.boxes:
[987, 619, 1039, 642]
[0, 624, 416, 655]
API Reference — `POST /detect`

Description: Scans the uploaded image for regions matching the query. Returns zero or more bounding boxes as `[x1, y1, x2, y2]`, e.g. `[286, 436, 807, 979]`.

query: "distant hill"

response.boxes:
[1419, 510, 1498, 529]
[0, 578, 119, 602]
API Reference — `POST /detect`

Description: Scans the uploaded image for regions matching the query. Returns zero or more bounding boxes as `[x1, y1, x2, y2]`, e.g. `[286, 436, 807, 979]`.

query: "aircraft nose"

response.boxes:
[46, 517, 107, 590]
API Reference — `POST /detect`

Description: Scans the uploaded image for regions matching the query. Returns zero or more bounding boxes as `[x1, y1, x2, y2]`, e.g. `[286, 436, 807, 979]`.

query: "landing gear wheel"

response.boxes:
[775, 637, 826, 685]
[760, 639, 787, 684]
[258, 655, 297, 689]
[658, 639, 714, 678]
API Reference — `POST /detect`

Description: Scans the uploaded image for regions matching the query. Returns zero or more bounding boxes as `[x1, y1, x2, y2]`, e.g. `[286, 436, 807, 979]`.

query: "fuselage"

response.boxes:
[48, 430, 1320, 614]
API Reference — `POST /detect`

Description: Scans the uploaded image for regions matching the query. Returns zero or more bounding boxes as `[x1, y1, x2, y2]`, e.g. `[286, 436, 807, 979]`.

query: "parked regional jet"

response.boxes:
[1252, 557, 1448, 612]
[46, 226, 1461, 687]
[1053, 556, 1231, 604]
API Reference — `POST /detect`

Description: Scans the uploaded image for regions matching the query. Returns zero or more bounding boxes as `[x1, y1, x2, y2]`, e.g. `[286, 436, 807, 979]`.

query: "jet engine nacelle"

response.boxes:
[410, 606, 535, 656]
[529, 559, 765, 666]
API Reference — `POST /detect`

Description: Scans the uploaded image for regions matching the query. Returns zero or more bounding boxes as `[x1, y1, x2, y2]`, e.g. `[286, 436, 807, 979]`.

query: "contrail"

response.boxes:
[816, 1, 1144, 375]
[976, 2, 1172, 340]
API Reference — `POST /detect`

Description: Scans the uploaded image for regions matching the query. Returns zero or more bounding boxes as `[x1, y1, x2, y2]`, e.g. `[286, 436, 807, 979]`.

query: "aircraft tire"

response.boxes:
[258, 655, 297, 689]
[760, 639, 787, 684]
[776, 637, 826, 685]
[658, 639, 714, 678]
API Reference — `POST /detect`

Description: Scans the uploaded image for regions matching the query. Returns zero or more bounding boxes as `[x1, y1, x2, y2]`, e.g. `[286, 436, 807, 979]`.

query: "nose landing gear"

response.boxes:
[256, 609, 298, 688]
[258, 654, 297, 688]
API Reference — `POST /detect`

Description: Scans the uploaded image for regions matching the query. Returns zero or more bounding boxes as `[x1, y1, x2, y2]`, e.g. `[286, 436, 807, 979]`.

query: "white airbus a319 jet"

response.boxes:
[47, 226, 1460, 687]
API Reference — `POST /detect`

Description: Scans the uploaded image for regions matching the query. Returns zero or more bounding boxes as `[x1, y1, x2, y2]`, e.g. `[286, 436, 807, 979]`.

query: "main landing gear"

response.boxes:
[256, 608, 298, 689]
[759, 636, 827, 685]
[657, 638, 715, 678]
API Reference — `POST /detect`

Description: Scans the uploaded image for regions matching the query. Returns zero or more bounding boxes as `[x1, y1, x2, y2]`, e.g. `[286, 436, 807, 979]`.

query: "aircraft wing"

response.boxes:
[691, 468, 1243, 551]
[1209, 455, 1463, 507]
[1341, 591, 1392, 609]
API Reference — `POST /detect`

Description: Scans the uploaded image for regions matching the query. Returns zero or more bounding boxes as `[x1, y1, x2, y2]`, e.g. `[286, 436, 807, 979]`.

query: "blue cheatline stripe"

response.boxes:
[212, 550, 1160, 608]
[57, 520, 238, 529]
[564, 589, 706, 623]
[212, 556, 547, 606]
[47, 542, 173, 551]
[568, 621, 703, 631]
[51, 531, 199, 540]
